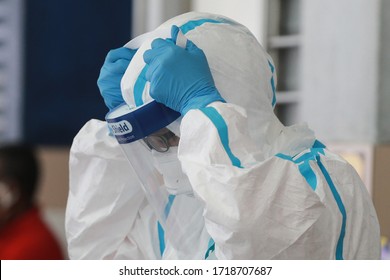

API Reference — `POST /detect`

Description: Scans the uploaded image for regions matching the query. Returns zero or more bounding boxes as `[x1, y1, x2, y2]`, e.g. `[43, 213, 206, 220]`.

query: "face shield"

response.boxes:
[106, 101, 180, 222]
[106, 101, 199, 250]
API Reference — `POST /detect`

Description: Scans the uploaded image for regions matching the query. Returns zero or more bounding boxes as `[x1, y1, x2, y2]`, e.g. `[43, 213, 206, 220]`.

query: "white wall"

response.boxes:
[378, 0, 390, 143]
[132, 0, 191, 36]
[300, 0, 381, 143]
[132, 0, 268, 45]
[191, 0, 267, 44]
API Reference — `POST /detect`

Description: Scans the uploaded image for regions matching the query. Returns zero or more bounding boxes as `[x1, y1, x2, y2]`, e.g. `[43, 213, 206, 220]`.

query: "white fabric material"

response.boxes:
[66, 12, 381, 259]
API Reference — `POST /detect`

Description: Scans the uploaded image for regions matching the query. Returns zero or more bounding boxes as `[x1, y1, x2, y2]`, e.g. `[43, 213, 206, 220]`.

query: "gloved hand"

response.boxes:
[143, 26, 225, 115]
[97, 47, 137, 110]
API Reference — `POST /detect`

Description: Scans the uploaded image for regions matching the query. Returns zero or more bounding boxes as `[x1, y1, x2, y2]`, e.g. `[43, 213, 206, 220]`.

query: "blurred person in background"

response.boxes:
[0, 144, 64, 260]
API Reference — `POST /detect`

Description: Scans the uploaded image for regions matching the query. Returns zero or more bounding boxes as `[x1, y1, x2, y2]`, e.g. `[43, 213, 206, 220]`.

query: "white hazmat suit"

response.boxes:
[66, 12, 381, 259]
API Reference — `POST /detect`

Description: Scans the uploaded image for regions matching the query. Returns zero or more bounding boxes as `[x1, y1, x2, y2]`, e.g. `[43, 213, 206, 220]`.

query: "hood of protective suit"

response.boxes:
[120, 12, 283, 153]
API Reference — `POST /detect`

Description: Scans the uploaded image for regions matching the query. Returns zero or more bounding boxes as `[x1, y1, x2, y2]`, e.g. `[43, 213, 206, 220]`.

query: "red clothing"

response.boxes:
[0, 206, 64, 260]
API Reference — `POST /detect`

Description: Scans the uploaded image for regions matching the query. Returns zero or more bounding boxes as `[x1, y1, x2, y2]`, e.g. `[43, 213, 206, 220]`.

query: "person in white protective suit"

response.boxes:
[65, 12, 381, 259]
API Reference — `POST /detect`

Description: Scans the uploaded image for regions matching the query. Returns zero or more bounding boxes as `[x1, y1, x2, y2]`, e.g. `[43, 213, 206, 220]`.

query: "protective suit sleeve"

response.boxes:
[179, 102, 322, 259]
[65, 119, 159, 259]
[178, 102, 325, 259]
[179, 102, 380, 259]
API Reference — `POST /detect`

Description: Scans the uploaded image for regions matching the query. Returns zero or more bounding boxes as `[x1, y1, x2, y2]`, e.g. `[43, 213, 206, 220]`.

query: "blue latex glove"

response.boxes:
[97, 47, 137, 110]
[143, 26, 225, 115]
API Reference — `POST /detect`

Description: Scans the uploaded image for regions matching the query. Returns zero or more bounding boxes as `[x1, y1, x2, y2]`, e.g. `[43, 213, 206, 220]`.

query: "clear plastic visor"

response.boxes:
[106, 103, 192, 250]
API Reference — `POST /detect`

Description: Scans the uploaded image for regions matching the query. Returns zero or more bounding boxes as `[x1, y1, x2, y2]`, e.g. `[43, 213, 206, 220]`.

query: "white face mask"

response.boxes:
[0, 182, 17, 209]
[151, 147, 193, 195]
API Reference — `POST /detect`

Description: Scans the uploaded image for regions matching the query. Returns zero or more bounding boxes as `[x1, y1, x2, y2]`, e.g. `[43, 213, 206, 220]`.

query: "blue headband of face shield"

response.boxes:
[106, 101, 180, 144]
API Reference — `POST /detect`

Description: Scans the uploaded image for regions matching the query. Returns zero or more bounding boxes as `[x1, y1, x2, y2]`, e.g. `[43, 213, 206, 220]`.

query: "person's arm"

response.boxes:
[65, 47, 162, 259]
[66, 119, 160, 259]
[177, 102, 323, 259]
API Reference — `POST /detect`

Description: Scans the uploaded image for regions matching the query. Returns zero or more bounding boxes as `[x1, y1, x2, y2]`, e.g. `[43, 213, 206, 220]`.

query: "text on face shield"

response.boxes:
[110, 120, 133, 135]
